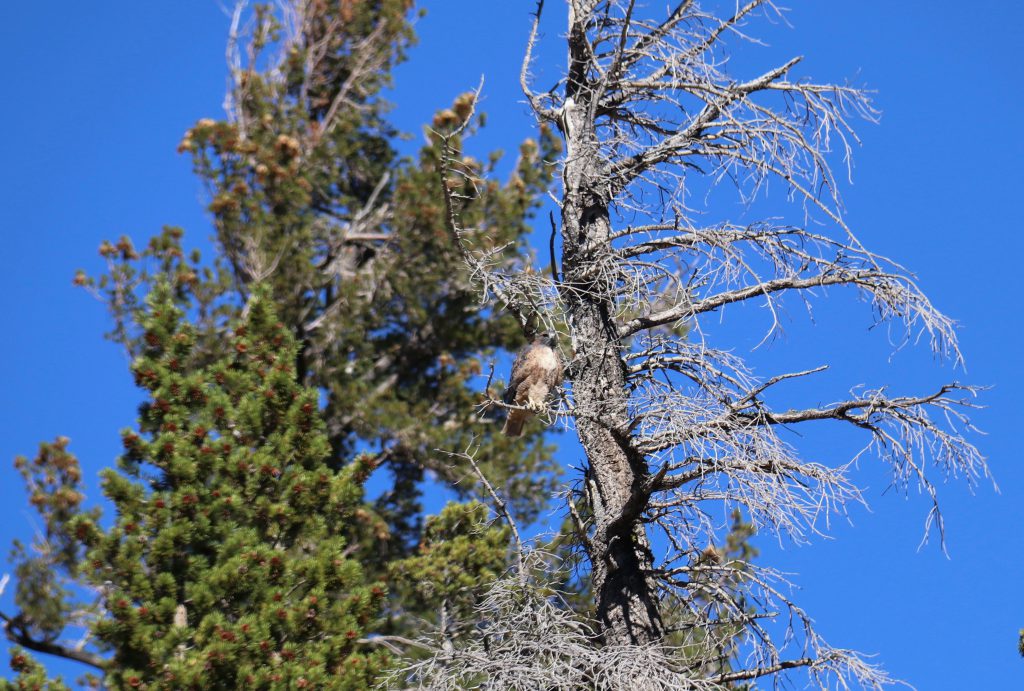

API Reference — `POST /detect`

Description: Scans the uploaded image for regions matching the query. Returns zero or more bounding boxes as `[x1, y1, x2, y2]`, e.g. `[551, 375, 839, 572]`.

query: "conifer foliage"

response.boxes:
[5, 1, 563, 682]
[7, 287, 387, 689]
[80, 0, 561, 564]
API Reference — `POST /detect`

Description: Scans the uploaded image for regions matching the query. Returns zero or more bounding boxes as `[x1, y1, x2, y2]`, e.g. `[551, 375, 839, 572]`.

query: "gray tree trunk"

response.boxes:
[558, 49, 664, 642]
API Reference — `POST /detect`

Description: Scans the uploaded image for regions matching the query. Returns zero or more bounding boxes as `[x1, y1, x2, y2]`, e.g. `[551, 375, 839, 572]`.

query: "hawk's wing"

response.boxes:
[502, 343, 537, 437]
[503, 343, 536, 405]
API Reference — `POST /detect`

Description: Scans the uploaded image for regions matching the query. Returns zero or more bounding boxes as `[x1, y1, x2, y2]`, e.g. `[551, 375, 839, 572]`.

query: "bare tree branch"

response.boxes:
[421, 0, 986, 687]
[1, 609, 108, 672]
[438, 443, 527, 583]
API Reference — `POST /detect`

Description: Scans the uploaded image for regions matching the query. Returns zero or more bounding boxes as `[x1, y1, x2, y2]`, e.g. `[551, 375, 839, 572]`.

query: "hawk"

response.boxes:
[501, 331, 563, 437]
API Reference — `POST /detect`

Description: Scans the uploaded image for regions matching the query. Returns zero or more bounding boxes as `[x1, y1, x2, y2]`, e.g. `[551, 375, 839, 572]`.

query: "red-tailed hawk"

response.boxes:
[502, 331, 563, 437]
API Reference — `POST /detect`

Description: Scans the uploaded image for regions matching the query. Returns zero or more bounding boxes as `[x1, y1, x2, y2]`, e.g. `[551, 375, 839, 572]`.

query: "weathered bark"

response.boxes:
[565, 278, 664, 645]
[558, 8, 664, 639]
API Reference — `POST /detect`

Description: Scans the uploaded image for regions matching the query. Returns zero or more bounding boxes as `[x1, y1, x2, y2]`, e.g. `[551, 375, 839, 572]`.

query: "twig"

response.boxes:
[438, 443, 526, 584]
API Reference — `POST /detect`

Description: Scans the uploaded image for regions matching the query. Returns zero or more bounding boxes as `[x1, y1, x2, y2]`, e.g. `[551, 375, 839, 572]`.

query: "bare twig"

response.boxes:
[438, 443, 526, 583]
[422, 0, 986, 687]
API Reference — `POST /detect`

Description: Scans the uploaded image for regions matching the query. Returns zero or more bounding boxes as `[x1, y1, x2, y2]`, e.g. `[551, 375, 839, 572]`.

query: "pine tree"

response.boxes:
[80, 0, 561, 566]
[388, 501, 510, 644]
[5, 287, 388, 689]
[3, 437, 97, 689]
[5, 2, 560, 677]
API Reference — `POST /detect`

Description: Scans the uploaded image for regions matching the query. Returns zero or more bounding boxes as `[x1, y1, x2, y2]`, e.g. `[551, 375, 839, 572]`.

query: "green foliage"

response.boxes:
[6, 438, 98, 646]
[7, 1, 560, 681]
[78, 2, 562, 566]
[388, 501, 510, 636]
[0, 648, 70, 691]
[79, 287, 385, 689]
[78, 228, 236, 371]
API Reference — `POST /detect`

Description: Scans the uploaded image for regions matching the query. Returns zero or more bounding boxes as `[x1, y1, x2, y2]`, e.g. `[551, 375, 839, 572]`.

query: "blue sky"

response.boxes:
[1, 1, 1021, 688]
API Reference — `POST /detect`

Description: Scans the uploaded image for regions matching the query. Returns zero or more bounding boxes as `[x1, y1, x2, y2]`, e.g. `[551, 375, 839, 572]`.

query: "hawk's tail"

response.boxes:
[502, 410, 527, 437]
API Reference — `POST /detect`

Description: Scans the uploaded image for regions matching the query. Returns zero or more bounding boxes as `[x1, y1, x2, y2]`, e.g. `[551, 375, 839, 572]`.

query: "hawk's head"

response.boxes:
[534, 331, 558, 348]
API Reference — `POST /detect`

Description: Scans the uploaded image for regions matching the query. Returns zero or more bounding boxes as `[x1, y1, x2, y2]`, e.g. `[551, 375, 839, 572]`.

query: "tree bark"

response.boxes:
[559, 53, 664, 641]
[562, 203, 664, 646]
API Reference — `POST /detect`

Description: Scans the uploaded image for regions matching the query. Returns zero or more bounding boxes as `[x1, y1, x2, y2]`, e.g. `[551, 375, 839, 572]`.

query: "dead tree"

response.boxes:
[431, 0, 986, 687]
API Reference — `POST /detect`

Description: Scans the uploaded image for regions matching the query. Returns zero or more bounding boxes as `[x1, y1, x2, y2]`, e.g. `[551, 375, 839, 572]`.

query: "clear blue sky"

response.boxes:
[1, 2, 1021, 688]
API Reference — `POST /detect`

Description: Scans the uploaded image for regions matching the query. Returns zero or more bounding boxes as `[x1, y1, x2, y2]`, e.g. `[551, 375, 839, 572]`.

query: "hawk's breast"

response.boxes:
[532, 347, 559, 372]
